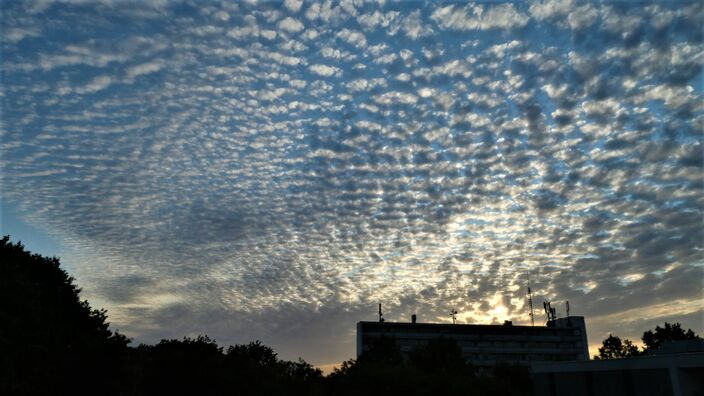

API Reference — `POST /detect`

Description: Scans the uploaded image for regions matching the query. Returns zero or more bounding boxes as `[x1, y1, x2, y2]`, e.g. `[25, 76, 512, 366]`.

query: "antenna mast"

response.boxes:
[378, 303, 384, 323]
[450, 309, 458, 324]
[527, 276, 535, 327]
[543, 301, 556, 323]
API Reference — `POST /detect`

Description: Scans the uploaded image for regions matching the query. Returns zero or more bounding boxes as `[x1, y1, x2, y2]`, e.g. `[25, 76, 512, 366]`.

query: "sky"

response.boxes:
[1, 0, 703, 368]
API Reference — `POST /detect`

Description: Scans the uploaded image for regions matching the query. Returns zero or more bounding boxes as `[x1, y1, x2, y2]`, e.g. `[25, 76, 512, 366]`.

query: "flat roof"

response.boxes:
[358, 320, 582, 335]
[531, 352, 704, 372]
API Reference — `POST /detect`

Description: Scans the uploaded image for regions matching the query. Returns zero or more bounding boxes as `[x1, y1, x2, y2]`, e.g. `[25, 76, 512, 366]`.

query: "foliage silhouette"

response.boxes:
[594, 322, 700, 359]
[132, 336, 325, 396]
[1, 234, 553, 395]
[1, 235, 130, 395]
[356, 335, 404, 366]
[641, 322, 700, 352]
[0, 234, 538, 395]
[6, 234, 703, 395]
[328, 334, 533, 396]
[409, 336, 469, 374]
[594, 334, 641, 359]
[134, 336, 225, 396]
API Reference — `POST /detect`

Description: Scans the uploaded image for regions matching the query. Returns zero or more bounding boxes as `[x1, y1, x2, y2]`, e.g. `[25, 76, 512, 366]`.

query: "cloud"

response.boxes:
[126, 61, 163, 80]
[529, 0, 574, 21]
[309, 64, 341, 77]
[278, 17, 304, 33]
[3, 27, 41, 43]
[373, 91, 418, 105]
[373, 53, 397, 65]
[345, 78, 386, 92]
[75, 75, 112, 94]
[567, 4, 599, 30]
[305, 1, 337, 23]
[431, 3, 529, 31]
[336, 28, 367, 48]
[284, 0, 303, 13]
[402, 10, 432, 39]
[357, 10, 401, 32]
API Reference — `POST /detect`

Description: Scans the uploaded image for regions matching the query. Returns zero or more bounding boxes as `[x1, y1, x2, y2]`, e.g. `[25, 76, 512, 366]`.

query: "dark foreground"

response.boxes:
[1, 236, 532, 395]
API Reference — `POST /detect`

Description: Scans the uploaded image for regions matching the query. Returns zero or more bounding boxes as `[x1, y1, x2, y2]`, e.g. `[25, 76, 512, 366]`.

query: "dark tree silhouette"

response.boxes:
[226, 339, 279, 367]
[357, 335, 404, 366]
[595, 322, 701, 360]
[134, 336, 225, 396]
[594, 334, 641, 359]
[1, 235, 536, 395]
[0, 236, 130, 395]
[223, 340, 324, 395]
[328, 335, 533, 396]
[409, 337, 468, 374]
[128, 336, 325, 396]
[641, 322, 700, 352]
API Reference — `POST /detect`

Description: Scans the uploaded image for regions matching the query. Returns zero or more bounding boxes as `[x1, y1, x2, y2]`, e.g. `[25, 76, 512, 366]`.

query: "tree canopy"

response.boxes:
[0, 236, 326, 396]
[641, 322, 700, 351]
[1, 236, 130, 395]
[594, 322, 701, 359]
[594, 334, 641, 359]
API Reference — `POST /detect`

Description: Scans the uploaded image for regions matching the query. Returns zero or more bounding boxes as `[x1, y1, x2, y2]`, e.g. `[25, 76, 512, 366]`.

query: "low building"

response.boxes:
[531, 345, 704, 396]
[356, 316, 589, 367]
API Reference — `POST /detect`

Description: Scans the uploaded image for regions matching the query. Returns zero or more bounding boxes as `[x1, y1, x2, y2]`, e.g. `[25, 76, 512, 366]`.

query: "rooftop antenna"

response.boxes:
[543, 301, 556, 323]
[527, 276, 535, 327]
[378, 303, 385, 323]
[566, 301, 570, 318]
[450, 309, 458, 324]
[543, 301, 549, 322]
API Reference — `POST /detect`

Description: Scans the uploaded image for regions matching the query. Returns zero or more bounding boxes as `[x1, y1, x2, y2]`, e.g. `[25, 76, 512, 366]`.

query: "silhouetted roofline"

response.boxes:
[358, 317, 585, 334]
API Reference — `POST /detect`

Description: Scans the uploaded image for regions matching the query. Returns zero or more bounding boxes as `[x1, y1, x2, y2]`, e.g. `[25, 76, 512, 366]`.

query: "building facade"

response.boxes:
[357, 316, 589, 367]
[531, 349, 704, 396]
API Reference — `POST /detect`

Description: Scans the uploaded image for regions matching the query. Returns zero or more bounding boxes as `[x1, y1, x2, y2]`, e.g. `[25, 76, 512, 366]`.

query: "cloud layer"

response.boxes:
[2, 0, 702, 364]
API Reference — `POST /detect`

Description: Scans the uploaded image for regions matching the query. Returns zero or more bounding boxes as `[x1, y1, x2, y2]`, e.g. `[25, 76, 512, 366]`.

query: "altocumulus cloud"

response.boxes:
[1, 0, 702, 365]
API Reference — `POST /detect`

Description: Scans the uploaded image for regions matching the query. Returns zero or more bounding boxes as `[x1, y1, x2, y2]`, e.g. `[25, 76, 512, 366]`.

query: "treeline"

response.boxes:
[1, 236, 532, 395]
[594, 322, 700, 359]
[328, 336, 533, 395]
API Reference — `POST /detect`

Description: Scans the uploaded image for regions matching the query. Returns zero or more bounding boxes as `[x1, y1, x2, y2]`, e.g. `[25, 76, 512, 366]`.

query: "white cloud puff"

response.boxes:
[567, 4, 599, 30]
[284, 0, 303, 13]
[529, 0, 575, 21]
[336, 28, 367, 48]
[278, 17, 305, 33]
[309, 64, 341, 77]
[402, 10, 432, 39]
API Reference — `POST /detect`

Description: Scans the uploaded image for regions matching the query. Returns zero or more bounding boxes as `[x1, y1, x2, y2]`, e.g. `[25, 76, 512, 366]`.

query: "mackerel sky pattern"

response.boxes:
[2, 0, 703, 365]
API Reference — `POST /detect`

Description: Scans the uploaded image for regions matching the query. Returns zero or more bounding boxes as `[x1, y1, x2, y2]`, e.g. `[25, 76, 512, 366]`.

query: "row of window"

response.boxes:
[466, 353, 579, 362]
[383, 338, 581, 350]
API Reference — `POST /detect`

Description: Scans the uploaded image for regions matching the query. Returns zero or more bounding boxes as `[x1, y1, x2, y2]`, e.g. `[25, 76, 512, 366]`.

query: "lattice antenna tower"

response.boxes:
[527, 275, 535, 326]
